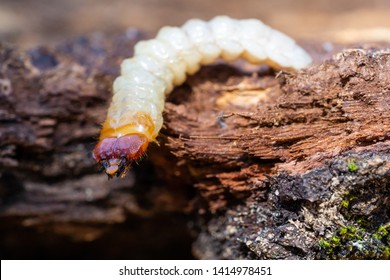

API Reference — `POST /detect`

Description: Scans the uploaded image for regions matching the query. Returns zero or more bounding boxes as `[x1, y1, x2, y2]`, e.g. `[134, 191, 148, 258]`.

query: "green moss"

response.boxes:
[384, 247, 390, 259]
[341, 200, 349, 209]
[347, 159, 358, 172]
[373, 224, 390, 241]
[377, 225, 389, 236]
[339, 226, 363, 240]
[356, 217, 370, 229]
[318, 224, 390, 259]
[319, 239, 331, 249]
[340, 192, 357, 211]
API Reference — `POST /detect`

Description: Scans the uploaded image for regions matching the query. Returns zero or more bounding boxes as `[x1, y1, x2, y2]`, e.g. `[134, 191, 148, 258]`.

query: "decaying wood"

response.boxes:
[164, 47, 390, 207]
[0, 31, 389, 259]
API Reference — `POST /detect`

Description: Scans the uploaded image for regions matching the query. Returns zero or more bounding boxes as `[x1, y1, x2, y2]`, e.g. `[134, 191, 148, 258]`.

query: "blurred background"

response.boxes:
[1, 0, 390, 48]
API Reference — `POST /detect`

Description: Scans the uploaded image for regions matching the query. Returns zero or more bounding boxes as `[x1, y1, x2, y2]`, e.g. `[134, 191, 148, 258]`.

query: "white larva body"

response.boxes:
[102, 15, 312, 142]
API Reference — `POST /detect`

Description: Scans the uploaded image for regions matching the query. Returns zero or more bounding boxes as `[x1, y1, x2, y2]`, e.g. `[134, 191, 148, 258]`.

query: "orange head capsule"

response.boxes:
[93, 134, 148, 178]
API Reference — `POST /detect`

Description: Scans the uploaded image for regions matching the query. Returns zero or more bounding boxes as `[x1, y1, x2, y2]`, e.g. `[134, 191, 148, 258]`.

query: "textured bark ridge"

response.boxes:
[0, 32, 389, 259]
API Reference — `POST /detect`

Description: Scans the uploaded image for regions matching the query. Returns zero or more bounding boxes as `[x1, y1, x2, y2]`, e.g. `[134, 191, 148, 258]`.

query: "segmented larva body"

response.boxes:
[93, 15, 312, 177]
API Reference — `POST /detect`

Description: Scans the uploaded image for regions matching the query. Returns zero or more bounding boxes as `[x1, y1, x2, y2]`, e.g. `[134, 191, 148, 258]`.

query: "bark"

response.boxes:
[0, 32, 389, 259]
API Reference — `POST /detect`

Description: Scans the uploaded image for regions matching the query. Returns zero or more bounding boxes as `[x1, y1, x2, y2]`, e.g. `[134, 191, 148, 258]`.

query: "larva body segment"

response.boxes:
[156, 26, 202, 75]
[181, 19, 222, 64]
[134, 39, 187, 85]
[121, 55, 174, 93]
[238, 19, 272, 63]
[93, 15, 312, 178]
[209, 16, 244, 61]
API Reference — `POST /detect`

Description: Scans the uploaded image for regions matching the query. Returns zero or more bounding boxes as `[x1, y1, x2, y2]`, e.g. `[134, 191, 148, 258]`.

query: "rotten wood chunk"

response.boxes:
[0, 33, 389, 259]
[162, 47, 390, 209]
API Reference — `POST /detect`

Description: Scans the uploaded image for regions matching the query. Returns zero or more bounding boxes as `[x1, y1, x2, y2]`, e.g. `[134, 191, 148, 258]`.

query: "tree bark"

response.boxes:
[0, 32, 389, 259]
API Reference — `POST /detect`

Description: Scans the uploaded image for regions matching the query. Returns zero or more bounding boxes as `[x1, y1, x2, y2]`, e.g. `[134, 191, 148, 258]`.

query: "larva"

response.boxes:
[93, 15, 312, 178]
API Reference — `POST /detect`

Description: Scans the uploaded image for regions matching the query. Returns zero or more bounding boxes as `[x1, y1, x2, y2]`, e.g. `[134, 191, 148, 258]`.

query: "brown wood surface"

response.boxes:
[0, 31, 389, 259]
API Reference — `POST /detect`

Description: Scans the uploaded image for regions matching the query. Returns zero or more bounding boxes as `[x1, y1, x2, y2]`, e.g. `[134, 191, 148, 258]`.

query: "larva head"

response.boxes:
[93, 134, 148, 178]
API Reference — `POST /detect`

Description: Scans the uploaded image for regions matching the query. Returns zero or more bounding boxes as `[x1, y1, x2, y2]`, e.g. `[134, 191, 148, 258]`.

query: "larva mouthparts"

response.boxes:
[93, 15, 312, 178]
[93, 134, 148, 178]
